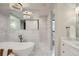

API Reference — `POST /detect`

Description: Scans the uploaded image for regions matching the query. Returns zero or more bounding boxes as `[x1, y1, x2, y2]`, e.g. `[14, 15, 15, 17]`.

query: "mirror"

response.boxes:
[20, 20, 39, 30]
[9, 14, 39, 31]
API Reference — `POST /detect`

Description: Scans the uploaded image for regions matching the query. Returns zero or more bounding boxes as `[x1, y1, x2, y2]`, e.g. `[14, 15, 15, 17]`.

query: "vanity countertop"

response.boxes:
[61, 38, 79, 50]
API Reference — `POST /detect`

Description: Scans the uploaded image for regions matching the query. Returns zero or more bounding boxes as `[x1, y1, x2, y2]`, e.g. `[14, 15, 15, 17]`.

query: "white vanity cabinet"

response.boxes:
[60, 39, 79, 56]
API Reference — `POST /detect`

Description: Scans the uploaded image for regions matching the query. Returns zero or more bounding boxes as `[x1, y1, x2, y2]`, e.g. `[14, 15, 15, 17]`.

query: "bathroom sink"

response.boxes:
[0, 42, 35, 56]
[69, 40, 79, 47]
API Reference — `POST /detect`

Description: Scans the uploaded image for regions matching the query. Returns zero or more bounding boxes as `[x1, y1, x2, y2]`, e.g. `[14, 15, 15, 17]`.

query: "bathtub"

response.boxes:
[0, 42, 35, 56]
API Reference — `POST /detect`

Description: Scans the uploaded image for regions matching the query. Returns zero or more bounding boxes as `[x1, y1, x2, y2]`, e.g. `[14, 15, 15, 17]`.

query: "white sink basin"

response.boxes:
[0, 42, 35, 56]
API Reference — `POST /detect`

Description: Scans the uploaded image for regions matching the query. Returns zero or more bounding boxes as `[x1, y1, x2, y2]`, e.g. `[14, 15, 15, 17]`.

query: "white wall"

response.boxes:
[53, 4, 76, 55]
[0, 14, 8, 42]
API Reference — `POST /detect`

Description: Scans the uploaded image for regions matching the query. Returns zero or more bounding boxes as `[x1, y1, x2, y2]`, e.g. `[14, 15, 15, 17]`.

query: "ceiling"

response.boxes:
[0, 3, 55, 19]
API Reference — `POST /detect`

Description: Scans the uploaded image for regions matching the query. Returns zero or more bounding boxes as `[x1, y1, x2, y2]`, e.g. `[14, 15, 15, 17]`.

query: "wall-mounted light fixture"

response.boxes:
[23, 11, 32, 19]
[9, 3, 23, 11]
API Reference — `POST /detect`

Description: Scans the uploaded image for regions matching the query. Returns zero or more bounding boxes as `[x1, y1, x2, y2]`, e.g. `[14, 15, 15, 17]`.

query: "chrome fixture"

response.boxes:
[18, 34, 23, 42]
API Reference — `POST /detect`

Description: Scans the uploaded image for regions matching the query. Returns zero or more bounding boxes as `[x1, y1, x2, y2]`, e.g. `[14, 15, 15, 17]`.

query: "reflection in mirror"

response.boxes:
[76, 4, 79, 40]
[10, 14, 39, 31]
[20, 20, 39, 30]
[20, 20, 26, 30]
[9, 14, 20, 31]
[26, 20, 39, 30]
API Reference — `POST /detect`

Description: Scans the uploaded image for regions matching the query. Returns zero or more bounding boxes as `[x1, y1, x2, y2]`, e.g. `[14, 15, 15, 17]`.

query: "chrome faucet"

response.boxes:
[18, 34, 23, 42]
